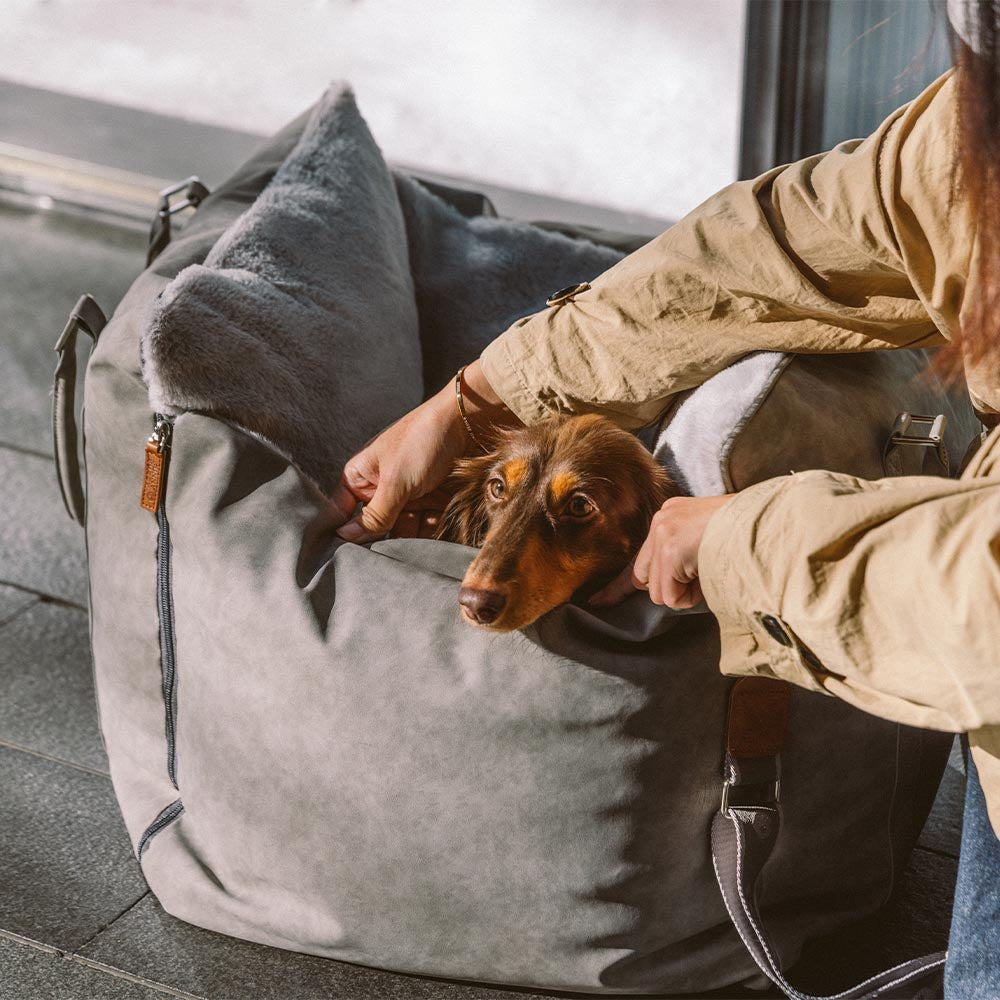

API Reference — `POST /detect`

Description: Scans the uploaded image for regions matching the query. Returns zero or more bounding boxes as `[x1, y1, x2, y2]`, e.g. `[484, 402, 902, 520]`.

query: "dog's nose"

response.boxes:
[458, 586, 507, 625]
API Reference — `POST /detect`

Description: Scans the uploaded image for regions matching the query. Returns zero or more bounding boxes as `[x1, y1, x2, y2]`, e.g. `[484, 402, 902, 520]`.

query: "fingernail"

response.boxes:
[336, 520, 364, 542]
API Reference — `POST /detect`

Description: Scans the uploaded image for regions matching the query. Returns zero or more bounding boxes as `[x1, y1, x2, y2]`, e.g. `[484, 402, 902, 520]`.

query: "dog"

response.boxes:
[436, 413, 676, 631]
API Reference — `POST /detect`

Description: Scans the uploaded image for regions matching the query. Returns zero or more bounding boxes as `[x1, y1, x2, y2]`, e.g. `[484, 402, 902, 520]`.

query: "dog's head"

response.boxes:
[437, 414, 675, 631]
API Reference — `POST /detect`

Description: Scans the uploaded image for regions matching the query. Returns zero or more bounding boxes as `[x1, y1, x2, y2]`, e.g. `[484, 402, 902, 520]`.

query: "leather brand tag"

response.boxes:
[140, 440, 165, 513]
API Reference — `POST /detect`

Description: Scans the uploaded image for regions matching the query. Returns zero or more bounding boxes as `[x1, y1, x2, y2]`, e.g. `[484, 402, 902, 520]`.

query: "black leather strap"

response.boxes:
[52, 294, 106, 525]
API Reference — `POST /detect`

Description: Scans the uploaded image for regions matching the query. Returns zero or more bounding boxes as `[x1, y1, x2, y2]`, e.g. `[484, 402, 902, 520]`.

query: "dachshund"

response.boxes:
[436, 413, 676, 631]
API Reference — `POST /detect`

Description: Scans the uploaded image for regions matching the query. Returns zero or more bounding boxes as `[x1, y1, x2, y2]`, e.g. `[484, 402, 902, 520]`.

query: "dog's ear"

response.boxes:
[436, 453, 494, 546]
[628, 451, 678, 551]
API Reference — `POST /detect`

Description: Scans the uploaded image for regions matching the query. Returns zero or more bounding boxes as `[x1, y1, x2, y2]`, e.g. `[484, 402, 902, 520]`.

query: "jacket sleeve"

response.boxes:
[698, 427, 1000, 733]
[480, 70, 971, 428]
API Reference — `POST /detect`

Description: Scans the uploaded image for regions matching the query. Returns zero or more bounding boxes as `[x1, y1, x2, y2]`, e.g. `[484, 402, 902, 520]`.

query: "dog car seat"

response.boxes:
[53, 84, 975, 996]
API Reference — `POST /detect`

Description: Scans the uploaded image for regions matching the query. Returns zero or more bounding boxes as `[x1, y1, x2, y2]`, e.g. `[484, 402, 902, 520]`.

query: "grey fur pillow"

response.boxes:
[393, 173, 624, 393]
[142, 83, 423, 495]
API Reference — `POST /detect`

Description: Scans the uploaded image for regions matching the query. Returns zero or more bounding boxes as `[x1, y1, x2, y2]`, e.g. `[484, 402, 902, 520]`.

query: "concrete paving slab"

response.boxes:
[0, 745, 146, 951]
[0, 600, 106, 773]
[0, 201, 144, 455]
[881, 847, 957, 958]
[0, 935, 174, 1000]
[0, 583, 38, 627]
[918, 756, 965, 859]
[0, 445, 88, 607]
[78, 894, 582, 1000]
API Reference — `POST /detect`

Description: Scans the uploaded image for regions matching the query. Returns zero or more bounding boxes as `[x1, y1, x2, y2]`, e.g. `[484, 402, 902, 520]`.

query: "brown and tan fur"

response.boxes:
[436, 414, 676, 631]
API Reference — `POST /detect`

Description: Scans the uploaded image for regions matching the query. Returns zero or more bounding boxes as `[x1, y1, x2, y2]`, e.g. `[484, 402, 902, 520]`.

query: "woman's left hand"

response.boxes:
[589, 494, 734, 609]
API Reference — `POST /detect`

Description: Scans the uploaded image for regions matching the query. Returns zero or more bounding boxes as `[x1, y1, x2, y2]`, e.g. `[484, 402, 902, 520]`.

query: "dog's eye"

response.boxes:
[566, 494, 595, 518]
[487, 478, 506, 500]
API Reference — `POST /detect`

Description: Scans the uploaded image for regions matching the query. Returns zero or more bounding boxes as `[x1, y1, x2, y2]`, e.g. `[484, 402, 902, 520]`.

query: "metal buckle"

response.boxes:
[721, 778, 781, 817]
[156, 176, 209, 220]
[885, 412, 949, 475]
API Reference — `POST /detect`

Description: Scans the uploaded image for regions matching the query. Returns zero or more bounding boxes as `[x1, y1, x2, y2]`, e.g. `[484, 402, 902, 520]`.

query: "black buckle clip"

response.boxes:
[721, 778, 781, 817]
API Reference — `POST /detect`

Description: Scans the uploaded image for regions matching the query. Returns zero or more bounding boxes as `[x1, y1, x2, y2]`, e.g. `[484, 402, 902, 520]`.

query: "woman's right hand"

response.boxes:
[330, 361, 517, 542]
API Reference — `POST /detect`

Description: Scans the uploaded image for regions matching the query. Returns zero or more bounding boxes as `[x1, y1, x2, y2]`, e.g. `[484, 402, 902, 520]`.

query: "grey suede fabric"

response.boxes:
[82, 88, 957, 995]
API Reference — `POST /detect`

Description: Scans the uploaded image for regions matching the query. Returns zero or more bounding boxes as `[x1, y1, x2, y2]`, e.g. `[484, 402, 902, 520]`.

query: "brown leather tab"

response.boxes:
[140, 440, 165, 513]
[726, 677, 790, 759]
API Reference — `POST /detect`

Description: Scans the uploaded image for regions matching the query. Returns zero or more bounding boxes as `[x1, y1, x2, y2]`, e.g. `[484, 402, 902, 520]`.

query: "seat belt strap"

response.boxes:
[712, 678, 946, 999]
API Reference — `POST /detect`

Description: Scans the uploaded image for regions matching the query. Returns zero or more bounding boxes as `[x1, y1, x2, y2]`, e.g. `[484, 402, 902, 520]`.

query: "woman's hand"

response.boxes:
[331, 361, 518, 542]
[589, 494, 734, 609]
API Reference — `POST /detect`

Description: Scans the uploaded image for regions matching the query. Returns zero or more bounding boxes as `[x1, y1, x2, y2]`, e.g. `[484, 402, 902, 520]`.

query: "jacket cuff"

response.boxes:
[699, 477, 832, 694]
[479, 325, 555, 426]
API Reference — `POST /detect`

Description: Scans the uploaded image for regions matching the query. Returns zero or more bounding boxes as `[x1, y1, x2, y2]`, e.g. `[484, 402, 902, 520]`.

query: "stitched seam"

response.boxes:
[880, 726, 902, 910]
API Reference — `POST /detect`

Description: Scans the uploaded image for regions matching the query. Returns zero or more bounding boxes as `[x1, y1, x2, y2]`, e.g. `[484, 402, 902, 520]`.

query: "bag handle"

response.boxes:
[52, 294, 107, 525]
[712, 678, 946, 1000]
[882, 412, 950, 477]
[147, 176, 209, 266]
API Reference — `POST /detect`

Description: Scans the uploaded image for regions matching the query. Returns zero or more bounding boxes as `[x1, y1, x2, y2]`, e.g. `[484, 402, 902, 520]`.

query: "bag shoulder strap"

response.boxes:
[712, 678, 946, 1000]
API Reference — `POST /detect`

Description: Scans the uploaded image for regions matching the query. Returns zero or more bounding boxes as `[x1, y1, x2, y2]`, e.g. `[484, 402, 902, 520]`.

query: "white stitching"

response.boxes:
[717, 808, 947, 1000]
[710, 816, 776, 987]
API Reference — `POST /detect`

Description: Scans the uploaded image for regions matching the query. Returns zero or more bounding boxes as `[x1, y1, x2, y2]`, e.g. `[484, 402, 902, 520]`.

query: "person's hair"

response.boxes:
[952, 1, 1000, 372]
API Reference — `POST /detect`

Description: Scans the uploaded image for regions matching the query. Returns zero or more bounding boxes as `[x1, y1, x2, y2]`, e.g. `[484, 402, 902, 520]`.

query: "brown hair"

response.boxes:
[951, 2, 1000, 372]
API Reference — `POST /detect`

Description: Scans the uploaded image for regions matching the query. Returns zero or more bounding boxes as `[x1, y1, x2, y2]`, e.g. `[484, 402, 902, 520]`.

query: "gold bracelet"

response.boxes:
[455, 366, 489, 453]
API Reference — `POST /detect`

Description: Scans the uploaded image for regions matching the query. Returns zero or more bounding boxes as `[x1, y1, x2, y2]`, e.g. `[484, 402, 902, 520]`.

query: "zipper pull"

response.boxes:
[140, 418, 172, 513]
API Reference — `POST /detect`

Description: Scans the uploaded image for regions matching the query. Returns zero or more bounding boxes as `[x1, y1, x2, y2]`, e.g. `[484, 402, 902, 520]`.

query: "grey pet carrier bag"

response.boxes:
[52, 84, 973, 997]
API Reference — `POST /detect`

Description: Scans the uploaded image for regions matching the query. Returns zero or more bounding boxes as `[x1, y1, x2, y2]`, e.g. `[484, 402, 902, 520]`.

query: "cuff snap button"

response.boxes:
[546, 281, 591, 307]
[760, 614, 793, 647]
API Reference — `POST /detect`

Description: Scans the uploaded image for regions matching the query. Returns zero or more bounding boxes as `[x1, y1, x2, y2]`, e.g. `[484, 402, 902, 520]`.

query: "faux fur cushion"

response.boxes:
[143, 83, 624, 495]
[143, 84, 423, 495]
[394, 174, 623, 393]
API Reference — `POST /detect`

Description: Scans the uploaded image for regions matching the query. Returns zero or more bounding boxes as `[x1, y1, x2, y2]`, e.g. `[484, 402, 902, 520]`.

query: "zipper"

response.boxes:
[137, 799, 184, 863]
[144, 414, 179, 788]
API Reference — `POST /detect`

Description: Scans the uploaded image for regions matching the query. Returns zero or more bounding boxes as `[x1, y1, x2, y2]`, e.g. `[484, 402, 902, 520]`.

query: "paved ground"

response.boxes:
[0, 97, 966, 997]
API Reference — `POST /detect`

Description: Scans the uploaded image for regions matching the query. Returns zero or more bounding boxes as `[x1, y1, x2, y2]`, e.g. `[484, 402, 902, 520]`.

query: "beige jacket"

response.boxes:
[479, 69, 1000, 835]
